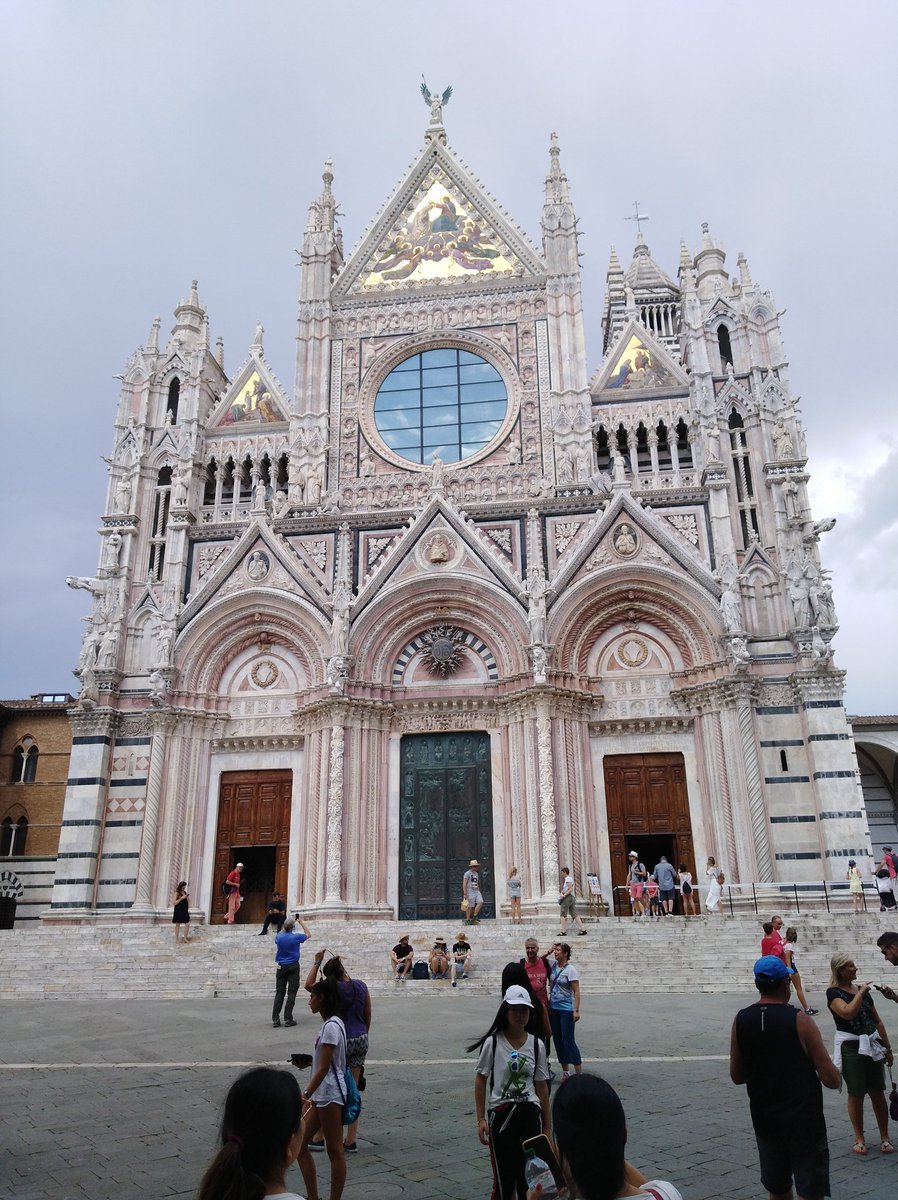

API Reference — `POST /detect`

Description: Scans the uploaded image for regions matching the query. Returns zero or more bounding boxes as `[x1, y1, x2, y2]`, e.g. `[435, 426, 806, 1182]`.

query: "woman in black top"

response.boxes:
[826, 953, 894, 1155]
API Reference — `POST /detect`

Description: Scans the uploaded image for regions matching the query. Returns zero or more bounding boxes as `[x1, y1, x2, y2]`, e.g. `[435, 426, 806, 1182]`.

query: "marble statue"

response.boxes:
[521, 567, 552, 645]
[114, 476, 133, 513]
[100, 532, 122, 573]
[305, 465, 322, 506]
[154, 623, 175, 664]
[330, 581, 352, 656]
[97, 629, 119, 669]
[719, 577, 745, 634]
[773, 418, 795, 461]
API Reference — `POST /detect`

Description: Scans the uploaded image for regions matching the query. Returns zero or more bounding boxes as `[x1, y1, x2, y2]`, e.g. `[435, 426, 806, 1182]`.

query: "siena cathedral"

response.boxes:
[52, 93, 870, 927]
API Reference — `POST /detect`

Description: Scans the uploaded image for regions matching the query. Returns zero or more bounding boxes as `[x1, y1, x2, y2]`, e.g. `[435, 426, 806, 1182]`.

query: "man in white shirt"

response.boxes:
[462, 858, 484, 924]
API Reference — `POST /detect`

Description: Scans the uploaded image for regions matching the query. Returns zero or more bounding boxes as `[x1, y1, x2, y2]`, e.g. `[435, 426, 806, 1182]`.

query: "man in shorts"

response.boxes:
[450, 930, 473, 986]
[652, 855, 677, 915]
[730, 955, 840, 1200]
[627, 851, 647, 918]
[390, 932, 414, 980]
[558, 866, 587, 936]
[461, 858, 483, 924]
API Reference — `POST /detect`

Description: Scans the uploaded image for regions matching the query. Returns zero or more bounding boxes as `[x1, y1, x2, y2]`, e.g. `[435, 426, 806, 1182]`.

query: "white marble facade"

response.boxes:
[49, 100, 870, 924]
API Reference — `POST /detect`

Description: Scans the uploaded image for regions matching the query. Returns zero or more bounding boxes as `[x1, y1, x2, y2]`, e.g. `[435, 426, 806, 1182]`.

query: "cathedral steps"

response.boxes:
[2, 912, 895, 1002]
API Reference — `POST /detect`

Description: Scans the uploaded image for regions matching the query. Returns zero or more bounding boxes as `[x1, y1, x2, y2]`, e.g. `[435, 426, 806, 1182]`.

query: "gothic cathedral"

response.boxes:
[53, 97, 869, 926]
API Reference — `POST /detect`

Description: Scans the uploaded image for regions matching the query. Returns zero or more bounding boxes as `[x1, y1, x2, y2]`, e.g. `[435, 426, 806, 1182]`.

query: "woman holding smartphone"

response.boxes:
[471, 984, 551, 1199]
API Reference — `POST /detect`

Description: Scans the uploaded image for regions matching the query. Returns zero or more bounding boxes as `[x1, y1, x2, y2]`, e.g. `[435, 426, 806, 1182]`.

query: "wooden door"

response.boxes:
[212, 770, 292, 924]
[604, 753, 695, 894]
[399, 732, 494, 921]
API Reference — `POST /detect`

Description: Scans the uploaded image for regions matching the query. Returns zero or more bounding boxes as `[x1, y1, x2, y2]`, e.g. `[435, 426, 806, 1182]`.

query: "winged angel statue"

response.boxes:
[421, 76, 452, 124]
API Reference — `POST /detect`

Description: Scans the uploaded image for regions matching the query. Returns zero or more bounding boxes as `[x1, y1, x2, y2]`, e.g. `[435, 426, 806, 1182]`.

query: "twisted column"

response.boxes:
[536, 702, 558, 895]
[325, 721, 345, 902]
[131, 714, 174, 911]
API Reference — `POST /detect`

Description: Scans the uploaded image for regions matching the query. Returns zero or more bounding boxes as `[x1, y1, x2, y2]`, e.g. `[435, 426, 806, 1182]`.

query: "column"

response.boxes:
[130, 713, 174, 913]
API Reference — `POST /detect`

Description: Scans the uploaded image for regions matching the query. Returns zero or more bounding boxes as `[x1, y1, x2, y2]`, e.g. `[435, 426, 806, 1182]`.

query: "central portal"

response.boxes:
[399, 731, 494, 921]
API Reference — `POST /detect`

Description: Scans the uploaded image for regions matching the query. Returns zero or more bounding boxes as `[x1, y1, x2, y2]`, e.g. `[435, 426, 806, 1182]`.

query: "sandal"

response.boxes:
[881, 1140, 895, 1154]
[852, 1139, 868, 1156]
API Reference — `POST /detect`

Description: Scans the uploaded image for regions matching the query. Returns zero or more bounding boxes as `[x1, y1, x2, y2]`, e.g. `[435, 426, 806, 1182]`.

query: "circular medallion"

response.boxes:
[246, 550, 271, 581]
[419, 624, 465, 676]
[618, 638, 649, 669]
[251, 659, 279, 689]
[612, 523, 639, 558]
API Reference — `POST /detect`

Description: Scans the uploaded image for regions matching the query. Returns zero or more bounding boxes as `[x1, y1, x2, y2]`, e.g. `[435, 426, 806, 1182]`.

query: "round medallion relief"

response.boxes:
[419, 625, 465, 676]
[612, 523, 639, 558]
[617, 638, 649, 669]
[251, 660, 280, 689]
[246, 550, 271, 581]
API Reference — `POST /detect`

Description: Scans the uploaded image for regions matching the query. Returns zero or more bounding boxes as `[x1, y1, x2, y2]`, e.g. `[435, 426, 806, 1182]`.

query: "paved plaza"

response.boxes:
[2, 986, 896, 1199]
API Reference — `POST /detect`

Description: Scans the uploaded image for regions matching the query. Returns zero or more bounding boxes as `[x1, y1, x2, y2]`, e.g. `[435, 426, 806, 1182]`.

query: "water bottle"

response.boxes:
[524, 1148, 560, 1199]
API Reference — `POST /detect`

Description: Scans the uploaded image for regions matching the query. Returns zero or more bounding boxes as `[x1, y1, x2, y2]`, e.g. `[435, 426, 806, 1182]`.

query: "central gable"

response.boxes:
[335, 139, 545, 300]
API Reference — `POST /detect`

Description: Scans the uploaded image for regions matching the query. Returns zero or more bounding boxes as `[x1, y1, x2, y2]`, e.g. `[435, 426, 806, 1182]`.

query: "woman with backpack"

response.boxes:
[470, 984, 551, 1199]
[296, 977, 347, 1200]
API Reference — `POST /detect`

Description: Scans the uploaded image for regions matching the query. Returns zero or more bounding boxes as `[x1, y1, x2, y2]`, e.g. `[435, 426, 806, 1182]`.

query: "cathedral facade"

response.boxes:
[51, 98, 870, 926]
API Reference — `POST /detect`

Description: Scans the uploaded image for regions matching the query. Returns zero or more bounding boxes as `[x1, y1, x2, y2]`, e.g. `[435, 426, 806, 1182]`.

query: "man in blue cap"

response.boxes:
[730, 956, 841, 1200]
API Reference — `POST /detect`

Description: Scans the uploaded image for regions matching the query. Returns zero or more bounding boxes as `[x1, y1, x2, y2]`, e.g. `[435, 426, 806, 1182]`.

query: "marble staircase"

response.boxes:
[2, 911, 896, 1002]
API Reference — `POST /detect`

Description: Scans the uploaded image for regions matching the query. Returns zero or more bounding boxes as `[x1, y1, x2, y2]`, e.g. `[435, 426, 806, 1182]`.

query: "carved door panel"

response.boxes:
[213, 769, 292, 924]
[399, 732, 494, 921]
[604, 752, 695, 898]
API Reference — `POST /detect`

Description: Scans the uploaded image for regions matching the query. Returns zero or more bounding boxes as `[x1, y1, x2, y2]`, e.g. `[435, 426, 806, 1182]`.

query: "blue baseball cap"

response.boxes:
[754, 955, 790, 982]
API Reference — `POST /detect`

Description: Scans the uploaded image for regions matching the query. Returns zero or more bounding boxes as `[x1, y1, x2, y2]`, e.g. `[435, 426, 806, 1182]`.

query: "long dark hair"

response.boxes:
[322, 955, 349, 982]
[310, 976, 341, 1018]
[552, 1073, 627, 1200]
[500, 962, 546, 1038]
[197, 1067, 301, 1200]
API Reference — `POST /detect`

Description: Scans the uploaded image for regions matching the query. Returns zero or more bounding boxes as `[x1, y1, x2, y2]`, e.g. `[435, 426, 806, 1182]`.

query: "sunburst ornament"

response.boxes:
[419, 624, 465, 677]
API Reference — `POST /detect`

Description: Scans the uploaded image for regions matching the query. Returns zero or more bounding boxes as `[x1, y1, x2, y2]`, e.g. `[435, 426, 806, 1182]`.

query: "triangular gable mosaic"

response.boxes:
[592, 320, 689, 397]
[211, 367, 288, 430]
[354, 173, 523, 292]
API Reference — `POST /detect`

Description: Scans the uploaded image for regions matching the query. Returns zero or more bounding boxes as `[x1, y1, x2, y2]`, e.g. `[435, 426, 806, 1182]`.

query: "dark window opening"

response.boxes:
[717, 324, 733, 369]
[203, 459, 217, 506]
[780, 750, 789, 772]
[167, 378, 180, 424]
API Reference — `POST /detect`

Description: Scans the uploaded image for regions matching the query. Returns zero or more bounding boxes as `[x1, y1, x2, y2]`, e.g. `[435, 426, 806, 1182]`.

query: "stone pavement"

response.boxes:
[2, 988, 896, 1199]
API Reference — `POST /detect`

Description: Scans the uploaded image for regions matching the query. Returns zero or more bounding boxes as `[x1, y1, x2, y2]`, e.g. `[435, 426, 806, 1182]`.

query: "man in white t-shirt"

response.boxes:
[462, 858, 484, 924]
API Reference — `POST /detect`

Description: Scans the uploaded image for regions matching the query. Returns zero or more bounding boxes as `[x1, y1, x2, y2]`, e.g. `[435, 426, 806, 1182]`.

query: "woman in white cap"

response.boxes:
[469, 984, 551, 1199]
[627, 851, 646, 918]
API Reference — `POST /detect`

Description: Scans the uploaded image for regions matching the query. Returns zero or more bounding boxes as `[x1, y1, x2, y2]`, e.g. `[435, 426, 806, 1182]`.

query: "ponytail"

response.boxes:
[197, 1067, 301, 1200]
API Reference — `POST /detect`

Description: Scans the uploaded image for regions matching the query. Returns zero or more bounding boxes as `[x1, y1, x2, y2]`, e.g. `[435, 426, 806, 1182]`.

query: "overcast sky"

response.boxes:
[1, 0, 896, 714]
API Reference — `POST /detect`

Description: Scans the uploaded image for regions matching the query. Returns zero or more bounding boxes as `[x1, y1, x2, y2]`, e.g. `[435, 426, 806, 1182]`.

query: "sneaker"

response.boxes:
[272, 1019, 281, 1027]
[560, 1071, 570, 1083]
[343, 1142, 358, 1154]
[284, 1019, 297, 1027]
[451, 980, 457, 987]
[309, 1141, 324, 1152]
[258, 931, 266, 936]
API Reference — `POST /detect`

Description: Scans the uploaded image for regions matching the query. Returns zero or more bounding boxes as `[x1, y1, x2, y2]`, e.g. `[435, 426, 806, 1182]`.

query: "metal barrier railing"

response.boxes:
[608, 879, 886, 918]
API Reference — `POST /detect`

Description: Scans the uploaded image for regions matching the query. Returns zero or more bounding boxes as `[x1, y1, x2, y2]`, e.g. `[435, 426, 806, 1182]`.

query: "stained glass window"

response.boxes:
[373, 349, 508, 465]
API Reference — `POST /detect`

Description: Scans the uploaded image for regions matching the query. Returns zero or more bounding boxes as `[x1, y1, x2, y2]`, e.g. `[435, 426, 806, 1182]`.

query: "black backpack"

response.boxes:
[411, 960, 429, 980]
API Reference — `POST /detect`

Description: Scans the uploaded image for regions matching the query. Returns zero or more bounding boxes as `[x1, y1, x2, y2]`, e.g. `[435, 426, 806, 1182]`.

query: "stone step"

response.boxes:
[2, 912, 895, 1001]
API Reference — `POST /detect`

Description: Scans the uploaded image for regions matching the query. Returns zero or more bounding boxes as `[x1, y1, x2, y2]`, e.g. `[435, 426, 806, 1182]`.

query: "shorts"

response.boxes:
[466, 891, 483, 906]
[629, 883, 644, 899]
[755, 1131, 829, 1200]
[345, 1033, 368, 1068]
[559, 894, 575, 918]
[840, 1042, 886, 1096]
[659, 888, 675, 902]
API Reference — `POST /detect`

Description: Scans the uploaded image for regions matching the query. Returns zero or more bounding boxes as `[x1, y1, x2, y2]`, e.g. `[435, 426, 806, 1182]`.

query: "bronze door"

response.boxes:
[212, 769, 292, 924]
[604, 752, 695, 901]
[399, 732, 494, 920]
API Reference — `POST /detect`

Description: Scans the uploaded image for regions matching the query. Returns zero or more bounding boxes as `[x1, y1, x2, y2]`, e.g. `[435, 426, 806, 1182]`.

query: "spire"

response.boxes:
[678, 240, 695, 293]
[215, 336, 225, 370]
[624, 233, 678, 297]
[608, 246, 624, 278]
[544, 132, 571, 205]
[694, 221, 728, 294]
[306, 160, 337, 233]
[737, 251, 753, 288]
[170, 280, 206, 346]
[146, 316, 161, 354]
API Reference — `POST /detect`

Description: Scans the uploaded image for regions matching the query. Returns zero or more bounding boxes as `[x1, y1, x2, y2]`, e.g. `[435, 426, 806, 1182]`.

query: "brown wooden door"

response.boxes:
[604, 753, 695, 900]
[212, 770, 292, 924]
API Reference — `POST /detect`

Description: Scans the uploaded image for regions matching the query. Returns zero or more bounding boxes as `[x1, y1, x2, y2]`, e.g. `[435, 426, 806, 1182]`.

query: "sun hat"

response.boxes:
[469, 859, 480, 867]
[398, 934, 410, 942]
[753, 955, 790, 983]
[503, 984, 534, 1008]
[628, 851, 638, 859]
[435, 936, 447, 944]
[456, 931, 468, 940]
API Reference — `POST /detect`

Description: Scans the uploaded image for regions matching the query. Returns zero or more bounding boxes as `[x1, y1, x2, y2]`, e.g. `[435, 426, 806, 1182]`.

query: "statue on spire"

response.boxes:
[421, 76, 452, 125]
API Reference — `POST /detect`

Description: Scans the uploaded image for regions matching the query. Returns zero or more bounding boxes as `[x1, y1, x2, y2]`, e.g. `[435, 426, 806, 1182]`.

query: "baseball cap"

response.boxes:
[503, 984, 534, 1008]
[753, 955, 790, 983]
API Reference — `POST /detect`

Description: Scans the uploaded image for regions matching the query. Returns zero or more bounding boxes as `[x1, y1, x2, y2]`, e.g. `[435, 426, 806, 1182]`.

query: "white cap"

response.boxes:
[503, 984, 534, 1008]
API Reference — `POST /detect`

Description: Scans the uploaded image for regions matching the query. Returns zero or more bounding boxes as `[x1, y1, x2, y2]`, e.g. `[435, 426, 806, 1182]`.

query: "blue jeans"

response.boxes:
[549, 1008, 581, 1067]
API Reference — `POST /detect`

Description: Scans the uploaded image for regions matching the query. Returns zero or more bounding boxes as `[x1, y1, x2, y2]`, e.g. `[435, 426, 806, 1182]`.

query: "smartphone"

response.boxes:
[522, 1133, 565, 1188]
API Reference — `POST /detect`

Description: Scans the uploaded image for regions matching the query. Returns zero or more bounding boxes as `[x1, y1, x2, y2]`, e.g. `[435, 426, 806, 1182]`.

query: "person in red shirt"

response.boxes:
[225, 862, 244, 925]
[760, 915, 785, 959]
[520, 937, 554, 1067]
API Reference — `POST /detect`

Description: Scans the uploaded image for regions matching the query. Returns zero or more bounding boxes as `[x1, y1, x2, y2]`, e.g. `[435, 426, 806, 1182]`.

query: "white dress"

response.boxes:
[705, 866, 722, 911]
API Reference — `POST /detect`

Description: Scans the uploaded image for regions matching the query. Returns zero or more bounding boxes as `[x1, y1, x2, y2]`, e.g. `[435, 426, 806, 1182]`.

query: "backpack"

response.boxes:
[220, 880, 230, 896]
[325, 1020, 362, 1125]
[411, 960, 429, 980]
